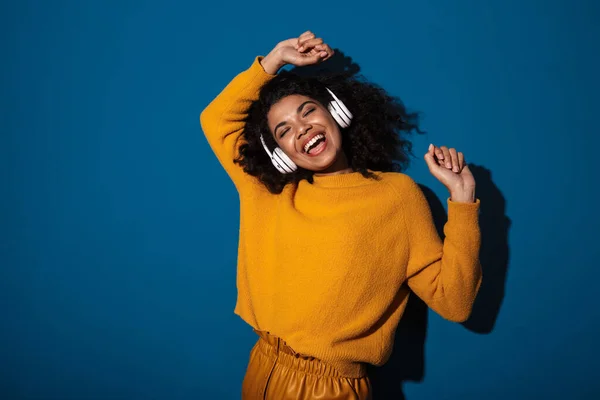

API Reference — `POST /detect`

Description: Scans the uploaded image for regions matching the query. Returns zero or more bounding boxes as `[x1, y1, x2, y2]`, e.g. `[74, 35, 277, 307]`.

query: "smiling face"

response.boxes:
[266, 94, 349, 174]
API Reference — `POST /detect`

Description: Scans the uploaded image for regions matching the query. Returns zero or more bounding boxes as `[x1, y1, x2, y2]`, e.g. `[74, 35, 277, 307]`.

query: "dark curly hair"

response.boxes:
[235, 70, 424, 194]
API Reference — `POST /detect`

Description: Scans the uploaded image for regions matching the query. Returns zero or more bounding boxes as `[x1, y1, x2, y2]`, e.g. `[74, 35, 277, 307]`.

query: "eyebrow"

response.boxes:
[274, 101, 317, 138]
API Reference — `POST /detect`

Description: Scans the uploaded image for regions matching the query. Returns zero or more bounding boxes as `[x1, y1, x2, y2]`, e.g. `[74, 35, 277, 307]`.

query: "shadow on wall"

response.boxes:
[422, 164, 511, 335]
[291, 51, 512, 399]
[460, 165, 511, 334]
[368, 166, 511, 399]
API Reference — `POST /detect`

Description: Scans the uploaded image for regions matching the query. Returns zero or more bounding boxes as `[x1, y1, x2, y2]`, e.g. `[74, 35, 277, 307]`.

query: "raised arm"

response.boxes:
[402, 144, 482, 322]
[199, 55, 277, 192]
[401, 176, 482, 322]
[199, 31, 334, 193]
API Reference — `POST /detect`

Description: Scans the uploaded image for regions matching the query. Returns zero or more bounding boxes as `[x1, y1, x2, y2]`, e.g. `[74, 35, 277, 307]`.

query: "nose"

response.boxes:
[296, 122, 312, 139]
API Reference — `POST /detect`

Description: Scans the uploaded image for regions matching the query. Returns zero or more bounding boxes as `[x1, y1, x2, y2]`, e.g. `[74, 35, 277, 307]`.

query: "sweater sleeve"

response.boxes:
[199, 56, 276, 192]
[400, 176, 482, 322]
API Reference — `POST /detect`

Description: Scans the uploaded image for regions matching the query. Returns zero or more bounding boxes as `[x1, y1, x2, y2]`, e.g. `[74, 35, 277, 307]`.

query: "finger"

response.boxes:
[424, 148, 442, 172]
[316, 44, 334, 60]
[449, 148, 460, 172]
[295, 31, 314, 48]
[296, 52, 323, 66]
[434, 148, 445, 167]
[440, 146, 452, 169]
[458, 152, 465, 171]
[298, 37, 324, 52]
[423, 144, 440, 171]
[423, 153, 446, 176]
[299, 30, 314, 39]
[310, 49, 329, 61]
[296, 31, 316, 47]
[428, 143, 437, 159]
[434, 146, 445, 163]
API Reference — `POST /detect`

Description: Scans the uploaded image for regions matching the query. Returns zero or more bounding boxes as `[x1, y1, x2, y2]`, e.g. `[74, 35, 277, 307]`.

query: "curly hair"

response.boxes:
[235, 70, 424, 194]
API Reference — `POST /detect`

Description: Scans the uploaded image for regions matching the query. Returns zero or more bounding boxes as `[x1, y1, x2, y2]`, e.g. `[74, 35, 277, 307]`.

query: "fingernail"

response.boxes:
[446, 162, 451, 168]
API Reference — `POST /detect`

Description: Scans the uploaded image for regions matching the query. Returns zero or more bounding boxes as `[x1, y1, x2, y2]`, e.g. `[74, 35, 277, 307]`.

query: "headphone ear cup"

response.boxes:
[270, 157, 287, 174]
[328, 102, 351, 128]
[325, 88, 352, 128]
[334, 97, 353, 120]
[260, 134, 297, 174]
[273, 147, 297, 173]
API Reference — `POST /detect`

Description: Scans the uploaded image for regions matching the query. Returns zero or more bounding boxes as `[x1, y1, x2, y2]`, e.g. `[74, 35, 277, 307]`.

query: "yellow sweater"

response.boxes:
[200, 56, 482, 378]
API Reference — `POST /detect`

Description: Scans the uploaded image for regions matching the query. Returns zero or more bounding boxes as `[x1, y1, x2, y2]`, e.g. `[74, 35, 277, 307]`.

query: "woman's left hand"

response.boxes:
[424, 144, 476, 203]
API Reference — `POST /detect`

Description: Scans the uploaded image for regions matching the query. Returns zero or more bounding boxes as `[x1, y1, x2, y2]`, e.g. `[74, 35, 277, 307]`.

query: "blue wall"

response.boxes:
[2, 0, 599, 398]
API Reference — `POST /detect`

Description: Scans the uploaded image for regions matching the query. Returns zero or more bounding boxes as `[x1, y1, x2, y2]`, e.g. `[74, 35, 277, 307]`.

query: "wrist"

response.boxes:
[449, 187, 476, 203]
[261, 48, 286, 75]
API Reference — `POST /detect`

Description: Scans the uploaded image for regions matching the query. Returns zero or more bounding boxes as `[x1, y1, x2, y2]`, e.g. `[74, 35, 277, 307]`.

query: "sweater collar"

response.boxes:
[310, 170, 378, 188]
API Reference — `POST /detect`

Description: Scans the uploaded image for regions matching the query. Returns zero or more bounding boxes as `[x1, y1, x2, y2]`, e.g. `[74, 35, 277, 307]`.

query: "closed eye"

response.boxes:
[280, 128, 290, 138]
[303, 108, 315, 117]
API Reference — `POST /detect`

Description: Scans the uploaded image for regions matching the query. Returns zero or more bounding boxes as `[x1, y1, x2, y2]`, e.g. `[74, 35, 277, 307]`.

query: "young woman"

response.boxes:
[200, 31, 482, 400]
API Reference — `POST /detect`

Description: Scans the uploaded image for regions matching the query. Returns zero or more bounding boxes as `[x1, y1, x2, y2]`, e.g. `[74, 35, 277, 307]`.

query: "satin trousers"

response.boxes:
[241, 330, 372, 399]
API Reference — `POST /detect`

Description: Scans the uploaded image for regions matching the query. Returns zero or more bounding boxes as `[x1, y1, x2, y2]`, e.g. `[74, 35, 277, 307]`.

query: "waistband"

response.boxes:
[253, 329, 367, 379]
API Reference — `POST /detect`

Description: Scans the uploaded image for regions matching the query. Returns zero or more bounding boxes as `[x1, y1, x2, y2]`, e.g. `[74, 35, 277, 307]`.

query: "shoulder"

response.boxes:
[375, 172, 436, 223]
[374, 171, 423, 195]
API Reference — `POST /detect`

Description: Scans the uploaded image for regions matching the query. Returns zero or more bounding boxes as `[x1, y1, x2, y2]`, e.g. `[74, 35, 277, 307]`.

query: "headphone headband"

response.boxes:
[259, 134, 273, 158]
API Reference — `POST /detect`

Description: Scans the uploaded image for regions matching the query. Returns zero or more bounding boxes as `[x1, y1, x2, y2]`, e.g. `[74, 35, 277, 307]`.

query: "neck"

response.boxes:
[313, 152, 352, 177]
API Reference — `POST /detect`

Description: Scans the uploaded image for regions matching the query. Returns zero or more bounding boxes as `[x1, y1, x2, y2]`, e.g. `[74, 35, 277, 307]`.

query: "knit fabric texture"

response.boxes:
[200, 57, 482, 378]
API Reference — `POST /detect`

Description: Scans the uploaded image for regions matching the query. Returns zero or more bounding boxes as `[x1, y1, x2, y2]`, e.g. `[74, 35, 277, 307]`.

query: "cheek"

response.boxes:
[277, 137, 297, 155]
[330, 125, 342, 141]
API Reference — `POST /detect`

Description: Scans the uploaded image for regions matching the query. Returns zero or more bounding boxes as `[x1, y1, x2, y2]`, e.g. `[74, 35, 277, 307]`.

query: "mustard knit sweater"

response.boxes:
[200, 56, 482, 378]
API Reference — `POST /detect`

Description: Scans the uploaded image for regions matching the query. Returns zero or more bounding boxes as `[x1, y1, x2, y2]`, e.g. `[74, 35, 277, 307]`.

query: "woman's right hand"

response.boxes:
[261, 31, 334, 74]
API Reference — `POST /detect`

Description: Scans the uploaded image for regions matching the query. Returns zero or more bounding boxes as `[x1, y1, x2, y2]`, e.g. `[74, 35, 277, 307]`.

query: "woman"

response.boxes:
[200, 31, 482, 399]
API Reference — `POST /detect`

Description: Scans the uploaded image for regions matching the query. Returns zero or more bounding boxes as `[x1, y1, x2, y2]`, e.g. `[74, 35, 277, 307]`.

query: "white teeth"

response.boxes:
[304, 134, 325, 153]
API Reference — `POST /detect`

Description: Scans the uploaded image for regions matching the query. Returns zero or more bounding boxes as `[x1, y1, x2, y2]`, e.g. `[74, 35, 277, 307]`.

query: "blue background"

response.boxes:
[2, 0, 599, 398]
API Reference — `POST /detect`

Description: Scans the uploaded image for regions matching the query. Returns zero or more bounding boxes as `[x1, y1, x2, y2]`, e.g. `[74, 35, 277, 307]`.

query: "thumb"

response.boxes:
[423, 144, 439, 171]
[296, 52, 326, 66]
[460, 162, 474, 176]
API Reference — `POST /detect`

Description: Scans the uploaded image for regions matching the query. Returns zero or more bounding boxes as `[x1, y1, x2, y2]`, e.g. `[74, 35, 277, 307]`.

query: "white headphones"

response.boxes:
[259, 87, 353, 174]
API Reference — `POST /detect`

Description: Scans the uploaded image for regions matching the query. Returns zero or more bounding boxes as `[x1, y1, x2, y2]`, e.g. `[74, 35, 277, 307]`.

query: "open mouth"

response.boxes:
[303, 133, 327, 155]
